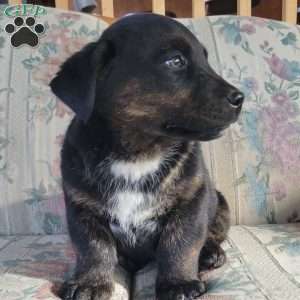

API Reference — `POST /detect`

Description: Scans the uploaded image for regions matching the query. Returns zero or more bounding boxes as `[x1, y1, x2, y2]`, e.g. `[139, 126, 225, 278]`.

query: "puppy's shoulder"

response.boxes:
[61, 118, 108, 185]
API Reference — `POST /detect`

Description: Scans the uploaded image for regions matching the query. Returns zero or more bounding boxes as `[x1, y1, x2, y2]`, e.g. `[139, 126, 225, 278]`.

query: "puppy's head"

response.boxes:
[50, 13, 244, 141]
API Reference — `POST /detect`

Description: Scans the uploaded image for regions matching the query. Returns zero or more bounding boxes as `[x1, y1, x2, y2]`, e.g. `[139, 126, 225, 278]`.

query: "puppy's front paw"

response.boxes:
[199, 244, 226, 271]
[157, 280, 206, 300]
[59, 281, 113, 300]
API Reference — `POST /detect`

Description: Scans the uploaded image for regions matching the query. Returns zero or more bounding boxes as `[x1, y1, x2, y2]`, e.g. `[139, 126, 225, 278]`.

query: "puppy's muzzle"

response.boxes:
[226, 90, 244, 108]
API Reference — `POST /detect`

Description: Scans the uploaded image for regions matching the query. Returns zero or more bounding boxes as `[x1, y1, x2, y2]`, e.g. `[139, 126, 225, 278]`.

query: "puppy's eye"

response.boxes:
[165, 54, 187, 70]
[203, 48, 208, 58]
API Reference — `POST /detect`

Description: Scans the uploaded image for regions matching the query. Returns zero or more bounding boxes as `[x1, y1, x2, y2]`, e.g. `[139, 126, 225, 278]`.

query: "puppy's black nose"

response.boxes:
[226, 91, 244, 107]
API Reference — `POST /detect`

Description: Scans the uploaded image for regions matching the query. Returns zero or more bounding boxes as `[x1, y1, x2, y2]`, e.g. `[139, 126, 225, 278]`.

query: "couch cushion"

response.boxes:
[0, 224, 299, 299]
[181, 17, 300, 225]
[0, 5, 107, 235]
[0, 5, 300, 234]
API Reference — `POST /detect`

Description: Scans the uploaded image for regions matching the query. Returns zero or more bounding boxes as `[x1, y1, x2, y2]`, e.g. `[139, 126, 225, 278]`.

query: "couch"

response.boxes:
[0, 5, 299, 300]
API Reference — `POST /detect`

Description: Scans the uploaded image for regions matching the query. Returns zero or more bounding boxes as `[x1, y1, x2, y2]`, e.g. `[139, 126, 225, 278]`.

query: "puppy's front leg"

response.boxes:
[156, 200, 208, 300]
[60, 187, 117, 300]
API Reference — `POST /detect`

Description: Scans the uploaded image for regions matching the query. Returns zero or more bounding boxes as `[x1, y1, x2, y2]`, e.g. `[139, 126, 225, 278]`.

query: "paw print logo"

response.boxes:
[5, 16, 45, 48]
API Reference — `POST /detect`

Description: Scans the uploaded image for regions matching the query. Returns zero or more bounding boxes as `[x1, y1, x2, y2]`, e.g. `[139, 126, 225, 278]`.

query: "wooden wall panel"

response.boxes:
[252, 0, 282, 20]
[282, 0, 298, 24]
[237, 0, 252, 16]
[98, 0, 192, 18]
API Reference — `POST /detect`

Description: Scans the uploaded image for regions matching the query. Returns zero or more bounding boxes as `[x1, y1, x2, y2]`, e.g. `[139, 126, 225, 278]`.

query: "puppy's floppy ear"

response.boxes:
[50, 40, 113, 122]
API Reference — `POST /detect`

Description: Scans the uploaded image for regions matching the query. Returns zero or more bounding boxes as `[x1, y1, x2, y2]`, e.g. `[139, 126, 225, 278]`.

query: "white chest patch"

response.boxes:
[110, 156, 161, 182]
[108, 157, 162, 245]
[109, 190, 158, 245]
[111, 191, 154, 228]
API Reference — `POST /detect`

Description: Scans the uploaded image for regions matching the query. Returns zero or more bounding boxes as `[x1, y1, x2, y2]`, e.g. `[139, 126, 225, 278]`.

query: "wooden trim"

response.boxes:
[282, 0, 298, 24]
[192, 0, 206, 18]
[101, 0, 114, 18]
[8, 0, 22, 4]
[55, 0, 70, 10]
[152, 0, 165, 15]
[237, 0, 252, 16]
[93, 14, 116, 24]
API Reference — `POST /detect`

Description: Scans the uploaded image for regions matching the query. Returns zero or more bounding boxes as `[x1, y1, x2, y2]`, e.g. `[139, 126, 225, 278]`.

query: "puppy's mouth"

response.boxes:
[162, 123, 227, 141]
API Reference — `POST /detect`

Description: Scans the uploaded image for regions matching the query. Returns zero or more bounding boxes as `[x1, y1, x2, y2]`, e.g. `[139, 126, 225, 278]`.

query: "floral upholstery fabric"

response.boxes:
[133, 224, 300, 300]
[0, 6, 107, 234]
[0, 234, 130, 300]
[1, 224, 300, 300]
[180, 17, 300, 225]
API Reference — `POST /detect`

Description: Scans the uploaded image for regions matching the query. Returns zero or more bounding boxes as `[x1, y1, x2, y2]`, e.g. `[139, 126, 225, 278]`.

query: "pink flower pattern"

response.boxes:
[270, 181, 288, 202]
[264, 54, 300, 81]
[261, 101, 300, 178]
[240, 23, 256, 34]
[213, 16, 300, 218]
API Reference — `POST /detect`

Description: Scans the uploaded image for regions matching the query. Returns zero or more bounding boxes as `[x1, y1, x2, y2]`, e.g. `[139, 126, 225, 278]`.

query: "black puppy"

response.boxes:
[50, 13, 243, 300]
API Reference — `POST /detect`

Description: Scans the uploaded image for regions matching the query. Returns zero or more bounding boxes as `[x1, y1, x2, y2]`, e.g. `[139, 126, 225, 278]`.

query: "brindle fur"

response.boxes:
[50, 13, 243, 300]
